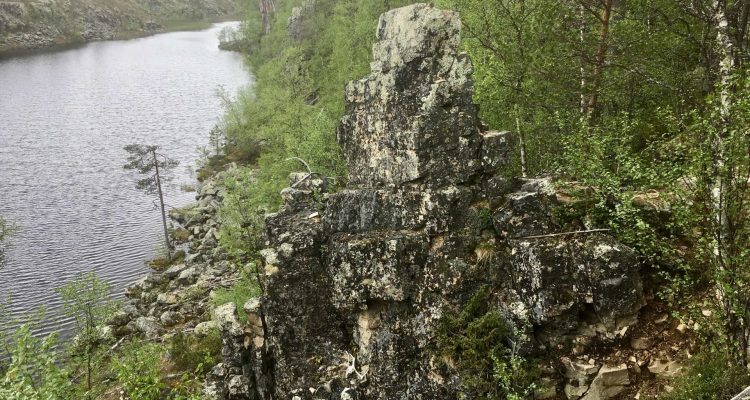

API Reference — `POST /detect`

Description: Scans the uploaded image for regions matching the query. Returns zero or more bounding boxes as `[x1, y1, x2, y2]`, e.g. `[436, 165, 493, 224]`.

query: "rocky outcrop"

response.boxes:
[0, 0, 240, 56]
[287, 0, 315, 41]
[209, 4, 645, 400]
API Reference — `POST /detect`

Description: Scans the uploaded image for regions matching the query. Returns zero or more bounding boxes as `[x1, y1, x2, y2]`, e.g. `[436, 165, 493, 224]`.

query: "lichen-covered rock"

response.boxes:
[337, 3, 487, 188]
[132, 316, 163, 340]
[509, 234, 644, 341]
[287, 0, 315, 41]
[213, 4, 645, 400]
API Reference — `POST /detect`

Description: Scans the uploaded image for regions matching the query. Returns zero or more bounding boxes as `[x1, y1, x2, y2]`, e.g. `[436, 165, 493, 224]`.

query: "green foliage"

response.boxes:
[169, 330, 222, 375]
[216, 0, 411, 260]
[112, 341, 165, 400]
[123, 144, 179, 193]
[684, 75, 750, 364]
[436, 0, 709, 176]
[56, 272, 118, 398]
[211, 268, 260, 323]
[56, 272, 117, 337]
[0, 324, 76, 400]
[660, 352, 750, 400]
[435, 287, 537, 399]
[218, 167, 266, 256]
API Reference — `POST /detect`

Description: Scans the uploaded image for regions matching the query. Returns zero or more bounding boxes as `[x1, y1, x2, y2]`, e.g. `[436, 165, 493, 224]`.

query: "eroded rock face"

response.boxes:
[287, 0, 315, 41]
[337, 4, 501, 188]
[215, 4, 644, 400]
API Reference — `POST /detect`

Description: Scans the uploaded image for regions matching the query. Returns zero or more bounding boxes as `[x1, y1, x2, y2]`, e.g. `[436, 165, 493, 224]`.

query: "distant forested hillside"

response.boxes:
[0, 0, 241, 54]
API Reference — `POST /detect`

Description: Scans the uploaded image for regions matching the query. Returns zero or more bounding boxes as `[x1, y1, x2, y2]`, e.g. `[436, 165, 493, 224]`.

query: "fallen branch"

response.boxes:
[286, 157, 314, 188]
[514, 229, 611, 240]
[109, 336, 126, 351]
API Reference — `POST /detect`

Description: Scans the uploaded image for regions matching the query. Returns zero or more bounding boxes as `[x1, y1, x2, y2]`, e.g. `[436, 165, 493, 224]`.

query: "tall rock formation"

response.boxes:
[209, 4, 645, 399]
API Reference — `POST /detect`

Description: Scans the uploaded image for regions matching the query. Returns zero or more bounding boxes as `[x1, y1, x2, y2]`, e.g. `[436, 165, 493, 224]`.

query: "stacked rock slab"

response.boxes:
[218, 4, 645, 400]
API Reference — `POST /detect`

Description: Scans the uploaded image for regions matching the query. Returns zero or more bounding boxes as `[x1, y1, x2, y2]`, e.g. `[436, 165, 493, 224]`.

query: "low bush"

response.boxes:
[169, 330, 222, 375]
[660, 352, 750, 400]
[111, 341, 165, 400]
[435, 286, 537, 399]
[211, 270, 260, 323]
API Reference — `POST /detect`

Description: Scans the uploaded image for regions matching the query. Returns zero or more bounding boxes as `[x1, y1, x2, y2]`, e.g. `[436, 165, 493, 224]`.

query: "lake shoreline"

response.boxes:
[0, 14, 241, 60]
[0, 21, 251, 337]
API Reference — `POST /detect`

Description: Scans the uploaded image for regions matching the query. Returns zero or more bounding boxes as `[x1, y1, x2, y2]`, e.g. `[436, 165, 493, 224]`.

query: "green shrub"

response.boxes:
[169, 330, 222, 375]
[211, 270, 260, 323]
[112, 342, 165, 400]
[0, 324, 77, 400]
[660, 352, 750, 400]
[435, 286, 537, 399]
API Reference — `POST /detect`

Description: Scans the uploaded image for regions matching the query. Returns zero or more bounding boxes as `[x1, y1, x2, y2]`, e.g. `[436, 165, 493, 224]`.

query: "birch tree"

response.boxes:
[259, 0, 276, 35]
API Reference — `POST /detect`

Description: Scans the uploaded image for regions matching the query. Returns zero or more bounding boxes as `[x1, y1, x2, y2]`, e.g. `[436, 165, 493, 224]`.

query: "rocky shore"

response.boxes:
[109, 167, 239, 341]
[0, 0, 240, 56]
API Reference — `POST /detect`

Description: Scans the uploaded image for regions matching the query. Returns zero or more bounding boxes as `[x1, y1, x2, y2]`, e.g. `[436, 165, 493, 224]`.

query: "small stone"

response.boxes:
[177, 267, 197, 285]
[163, 263, 188, 279]
[194, 321, 218, 337]
[702, 309, 712, 317]
[648, 357, 685, 378]
[156, 293, 178, 305]
[133, 317, 162, 340]
[676, 323, 688, 333]
[214, 303, 243, 336]
[160, 311, 181, 326]
[655, 313, 669, 324]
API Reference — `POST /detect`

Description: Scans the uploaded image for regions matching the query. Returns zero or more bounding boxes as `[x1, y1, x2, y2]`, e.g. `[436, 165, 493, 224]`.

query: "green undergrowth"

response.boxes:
[658, 352, 750, 400]
[435, 286, 537, 400]
[211, 268, 260, 323]
[169, 330, 222, 376]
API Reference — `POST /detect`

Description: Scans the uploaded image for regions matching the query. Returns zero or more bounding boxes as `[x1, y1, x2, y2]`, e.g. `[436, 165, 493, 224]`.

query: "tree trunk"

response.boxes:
[579, 3, 587, 117]
[586, 0, 615, 119]
[712, 0, 746, 366]
[736, 0, 750, 56]
[515, 105, 528, 178]
[259, 0, 276, 35]
[153, 150, 171, 261]
[86, 304, 93, 399]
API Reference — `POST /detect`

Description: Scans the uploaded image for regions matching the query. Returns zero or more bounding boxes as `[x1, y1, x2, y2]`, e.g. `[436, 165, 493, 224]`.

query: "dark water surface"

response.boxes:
[0, 22, 251, 336]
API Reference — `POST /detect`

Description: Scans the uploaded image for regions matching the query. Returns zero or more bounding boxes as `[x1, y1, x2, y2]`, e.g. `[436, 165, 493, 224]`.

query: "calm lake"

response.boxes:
[0, 22, 252, 336]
